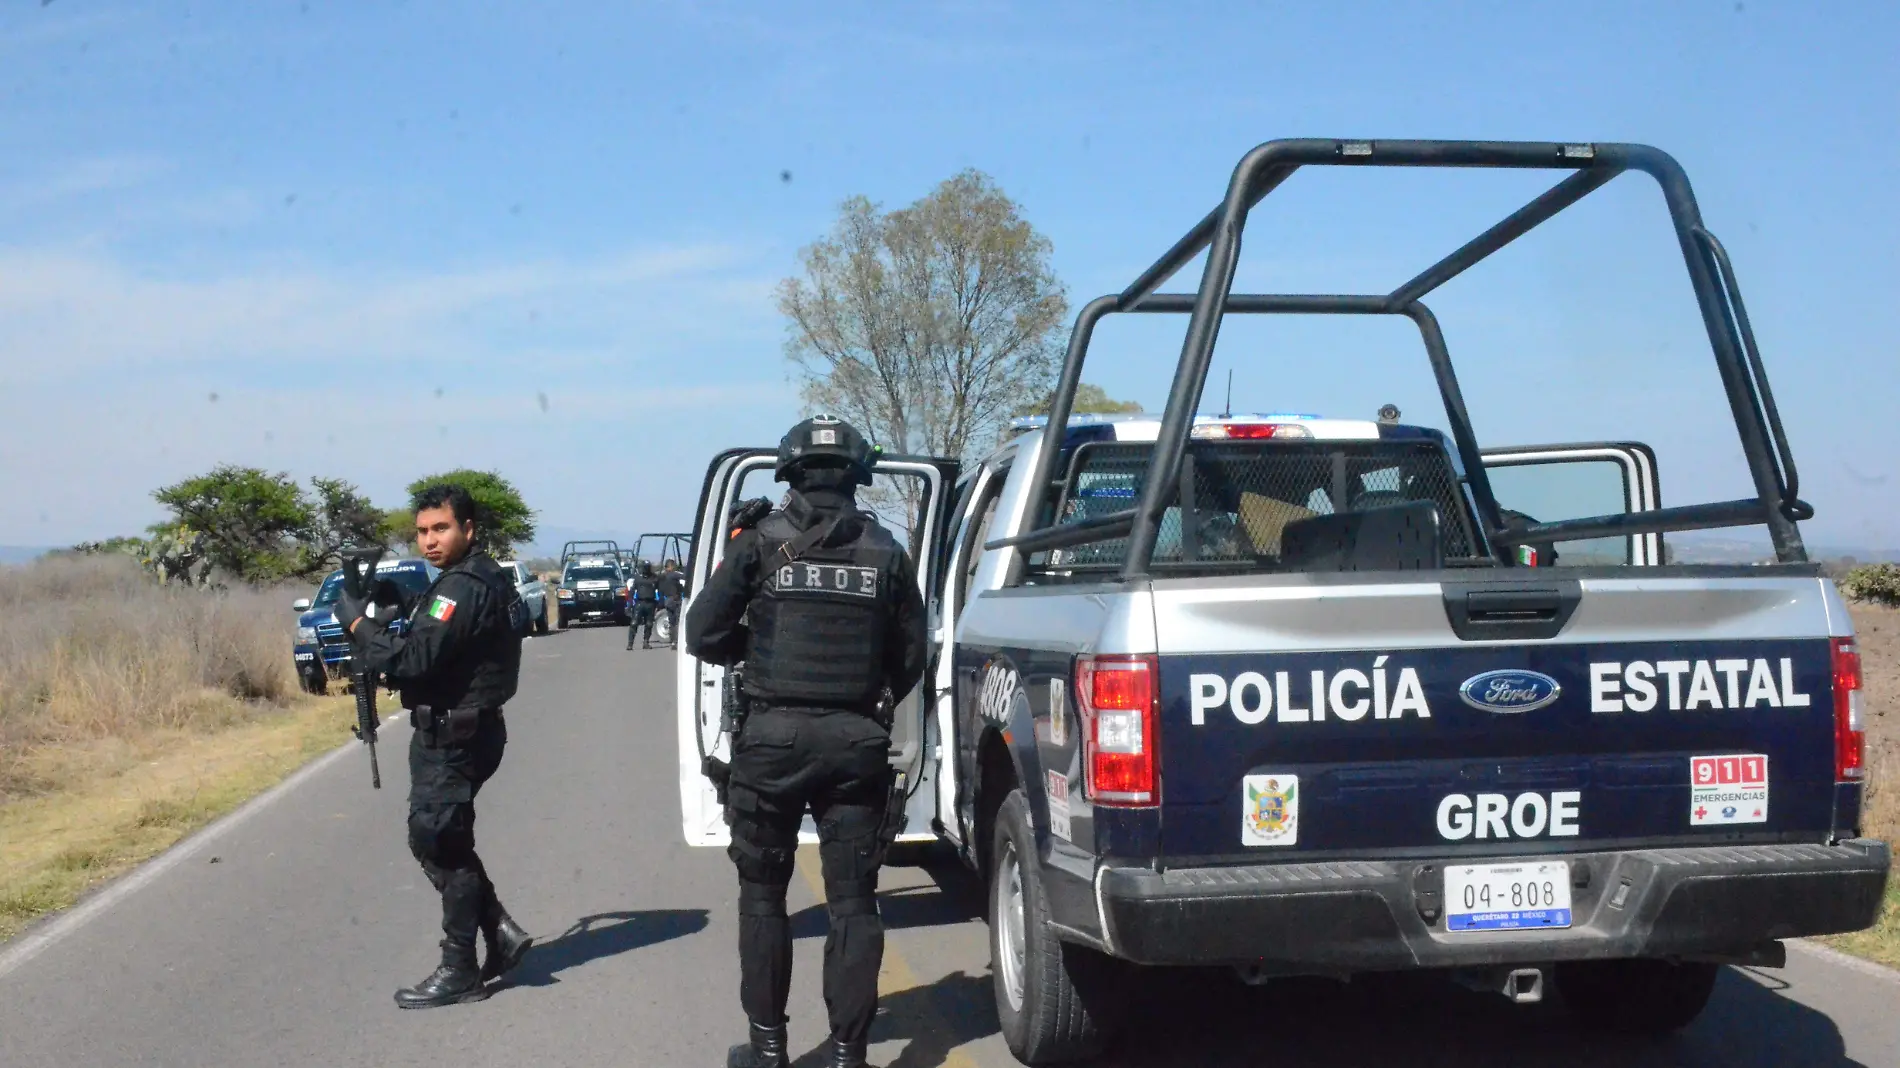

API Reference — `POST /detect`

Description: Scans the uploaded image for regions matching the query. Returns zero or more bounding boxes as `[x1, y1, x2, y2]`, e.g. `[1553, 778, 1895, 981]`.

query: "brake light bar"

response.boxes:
[1074, 654, 1159, 806]
[1190, 422, 1313, 441]
[1834, 637, 1865, 782]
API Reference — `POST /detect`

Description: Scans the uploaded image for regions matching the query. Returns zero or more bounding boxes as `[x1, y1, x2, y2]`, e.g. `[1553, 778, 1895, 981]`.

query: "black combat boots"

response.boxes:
[481, 912, 535, 982]
[725, 1021, 789, 1068]
[825, 1038, 870, 1068]
[394, 942, 489, 1009]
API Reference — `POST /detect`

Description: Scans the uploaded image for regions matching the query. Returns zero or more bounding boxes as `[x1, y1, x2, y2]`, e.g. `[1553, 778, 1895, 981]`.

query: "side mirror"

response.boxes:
[292, 598, 312, 612]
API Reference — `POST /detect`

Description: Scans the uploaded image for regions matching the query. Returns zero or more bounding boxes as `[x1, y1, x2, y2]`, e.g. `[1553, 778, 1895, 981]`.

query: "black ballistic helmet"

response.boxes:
[775, 414, 876, 485]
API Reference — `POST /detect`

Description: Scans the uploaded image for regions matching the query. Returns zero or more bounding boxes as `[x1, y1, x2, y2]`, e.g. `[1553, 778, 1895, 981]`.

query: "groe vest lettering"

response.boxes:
[742, 511, 898, 708]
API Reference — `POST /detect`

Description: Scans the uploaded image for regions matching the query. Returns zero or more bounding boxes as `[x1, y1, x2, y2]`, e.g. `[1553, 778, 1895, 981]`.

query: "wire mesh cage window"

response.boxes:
[1029, 440, 1479, 578]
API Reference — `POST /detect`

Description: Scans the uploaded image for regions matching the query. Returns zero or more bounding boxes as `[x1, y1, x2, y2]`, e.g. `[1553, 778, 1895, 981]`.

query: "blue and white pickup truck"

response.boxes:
[677, 139, 1889, 1065]
[290, 557, 438, 694]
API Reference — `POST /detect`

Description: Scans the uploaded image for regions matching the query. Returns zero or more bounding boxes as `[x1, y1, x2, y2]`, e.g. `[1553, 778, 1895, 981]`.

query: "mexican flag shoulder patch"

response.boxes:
[427, 595, 457, 622]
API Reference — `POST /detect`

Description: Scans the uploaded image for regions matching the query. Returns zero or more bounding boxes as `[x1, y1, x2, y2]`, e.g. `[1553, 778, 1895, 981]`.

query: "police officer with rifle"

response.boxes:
[333, 482, 536, 1010]
[686, 416, 926, 1068]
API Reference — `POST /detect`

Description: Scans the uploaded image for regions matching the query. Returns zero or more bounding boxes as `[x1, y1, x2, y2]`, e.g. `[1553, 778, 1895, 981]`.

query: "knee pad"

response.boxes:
[824, 877, 879, 920]
[737, 879, 789, 918]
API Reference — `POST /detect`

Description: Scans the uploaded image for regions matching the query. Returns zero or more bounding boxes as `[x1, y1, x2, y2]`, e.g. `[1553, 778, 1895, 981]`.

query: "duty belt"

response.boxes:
[409, 704, 502, 742]
[749, 698, 880, 719]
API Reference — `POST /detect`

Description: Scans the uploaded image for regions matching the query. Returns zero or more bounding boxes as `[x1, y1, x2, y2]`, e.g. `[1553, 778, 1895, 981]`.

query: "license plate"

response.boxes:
[294, 652, 315, 661]
[1445, 861, 1572, 932]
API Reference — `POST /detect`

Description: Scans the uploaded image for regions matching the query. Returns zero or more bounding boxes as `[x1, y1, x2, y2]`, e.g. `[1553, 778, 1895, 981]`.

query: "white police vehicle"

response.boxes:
[676, 139, 1888, 1065]
[556, 556, 628, 627]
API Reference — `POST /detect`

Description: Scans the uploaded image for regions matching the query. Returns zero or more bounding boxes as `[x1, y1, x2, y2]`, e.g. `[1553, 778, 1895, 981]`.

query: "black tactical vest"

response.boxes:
[400, 552, 523, 711]
[743, 509, 901, 709]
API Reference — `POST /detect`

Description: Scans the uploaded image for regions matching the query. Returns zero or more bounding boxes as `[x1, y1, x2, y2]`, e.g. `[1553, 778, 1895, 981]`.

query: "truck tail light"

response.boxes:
[1834, 637, 1865, 783]
[1190, 422, 1312, 441]
[1074, 654, 1159, 807]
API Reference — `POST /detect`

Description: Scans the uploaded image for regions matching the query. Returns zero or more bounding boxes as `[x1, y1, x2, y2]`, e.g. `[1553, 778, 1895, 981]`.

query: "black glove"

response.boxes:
[333, 586, 371, 633]
[728, 497, 772, 539]
[367, 578, 407, 624]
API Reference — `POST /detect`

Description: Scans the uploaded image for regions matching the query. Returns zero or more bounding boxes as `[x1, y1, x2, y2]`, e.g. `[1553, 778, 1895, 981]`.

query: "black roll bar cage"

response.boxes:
[634, 532, 693, 568]
[988, 139, 1812, 577]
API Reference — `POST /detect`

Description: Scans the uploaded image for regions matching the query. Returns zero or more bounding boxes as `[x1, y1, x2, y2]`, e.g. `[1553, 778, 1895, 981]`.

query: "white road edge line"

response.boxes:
[1789, 938, 1900, 986]
[0, 711, 407, 984]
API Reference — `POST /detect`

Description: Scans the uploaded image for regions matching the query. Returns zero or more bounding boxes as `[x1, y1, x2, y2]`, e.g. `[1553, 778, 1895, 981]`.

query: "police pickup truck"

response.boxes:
[556, 557, 628, 627]
[291, 556, 438, 694]
[677, 140, 1889, 1065]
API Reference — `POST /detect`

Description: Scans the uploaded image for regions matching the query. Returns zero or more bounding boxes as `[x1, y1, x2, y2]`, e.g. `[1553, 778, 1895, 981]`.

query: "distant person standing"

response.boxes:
[627, 563, 660, 650]
[657, 559, 685, 646]
[335, 483, 535, 1008]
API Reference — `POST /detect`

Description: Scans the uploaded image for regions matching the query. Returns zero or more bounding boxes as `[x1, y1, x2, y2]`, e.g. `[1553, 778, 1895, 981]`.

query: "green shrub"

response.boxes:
[1841, 563, 1900, 607]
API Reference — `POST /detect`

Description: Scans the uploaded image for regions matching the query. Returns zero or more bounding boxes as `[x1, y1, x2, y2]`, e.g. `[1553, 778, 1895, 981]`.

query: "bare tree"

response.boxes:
[1013, 382, 1143, 420]
[778, 171, 1070, 480]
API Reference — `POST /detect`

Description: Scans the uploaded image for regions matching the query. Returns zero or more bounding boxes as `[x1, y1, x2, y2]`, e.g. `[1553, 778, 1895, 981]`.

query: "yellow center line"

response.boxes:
[796, 845, 982, 1068]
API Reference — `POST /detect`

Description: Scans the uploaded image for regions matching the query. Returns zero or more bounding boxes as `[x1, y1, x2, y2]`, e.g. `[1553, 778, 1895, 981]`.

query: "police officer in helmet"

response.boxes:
[686, 416, 926, 1068]
[334, 482, 535, 1008]
[628, 562, 660, 649]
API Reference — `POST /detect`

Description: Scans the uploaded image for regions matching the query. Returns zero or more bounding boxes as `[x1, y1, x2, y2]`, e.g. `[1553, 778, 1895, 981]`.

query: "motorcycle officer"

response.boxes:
[685, 415, 925, 1068]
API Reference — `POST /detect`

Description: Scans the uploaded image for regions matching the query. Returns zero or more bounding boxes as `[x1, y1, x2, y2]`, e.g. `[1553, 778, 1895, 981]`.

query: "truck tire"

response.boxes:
[298, 665, 327, 696]
[534, 601, 551, 634]
[1555, 958, 1719, 1033]
[989, 789, 1125, 1064]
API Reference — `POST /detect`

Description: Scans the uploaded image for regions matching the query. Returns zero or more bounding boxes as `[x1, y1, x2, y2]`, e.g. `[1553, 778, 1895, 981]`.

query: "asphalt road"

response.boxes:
[1, 625, 1897, 1067]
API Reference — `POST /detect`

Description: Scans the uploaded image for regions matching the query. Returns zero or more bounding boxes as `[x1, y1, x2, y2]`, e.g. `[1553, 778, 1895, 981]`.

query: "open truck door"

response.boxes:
[676, 448, 959, 848]
[1481, 442, 1662, 566]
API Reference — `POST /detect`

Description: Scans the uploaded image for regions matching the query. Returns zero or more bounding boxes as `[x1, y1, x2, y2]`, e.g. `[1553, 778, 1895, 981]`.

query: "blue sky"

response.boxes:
[1, 1, 1895, 552]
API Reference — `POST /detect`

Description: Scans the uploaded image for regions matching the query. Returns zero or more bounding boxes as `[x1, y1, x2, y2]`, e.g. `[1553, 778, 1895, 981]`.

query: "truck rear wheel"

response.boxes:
[298, 665, 327, 696]
[1555, 958, 1719, 1033]
[989, 789, 1125, 1064]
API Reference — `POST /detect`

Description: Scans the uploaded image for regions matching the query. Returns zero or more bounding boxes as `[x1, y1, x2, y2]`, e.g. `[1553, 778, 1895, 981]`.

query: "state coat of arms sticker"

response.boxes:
[1241, 774, 1299, 847]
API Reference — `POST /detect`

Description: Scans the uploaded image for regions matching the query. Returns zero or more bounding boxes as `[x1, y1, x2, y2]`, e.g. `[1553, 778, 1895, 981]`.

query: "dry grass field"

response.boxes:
[0, 555, 351, 941]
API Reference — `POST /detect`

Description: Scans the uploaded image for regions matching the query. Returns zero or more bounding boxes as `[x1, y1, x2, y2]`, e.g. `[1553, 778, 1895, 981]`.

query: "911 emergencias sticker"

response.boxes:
[1046, 769, 1072, 842]
[1690, 753, 1768, 826]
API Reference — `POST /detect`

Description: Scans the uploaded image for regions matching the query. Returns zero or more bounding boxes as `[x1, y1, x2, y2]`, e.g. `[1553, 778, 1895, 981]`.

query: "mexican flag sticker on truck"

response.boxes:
[1690, 754, 1768, 826]
[427, 595, 457, 623]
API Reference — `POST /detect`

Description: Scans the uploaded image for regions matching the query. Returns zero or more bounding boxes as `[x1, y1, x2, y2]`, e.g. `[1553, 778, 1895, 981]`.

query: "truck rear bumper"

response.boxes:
[1095, 839, 1890, 970]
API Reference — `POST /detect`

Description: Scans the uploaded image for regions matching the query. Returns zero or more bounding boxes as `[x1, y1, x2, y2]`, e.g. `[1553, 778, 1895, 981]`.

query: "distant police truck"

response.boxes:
[676, 139, 1889, 1066]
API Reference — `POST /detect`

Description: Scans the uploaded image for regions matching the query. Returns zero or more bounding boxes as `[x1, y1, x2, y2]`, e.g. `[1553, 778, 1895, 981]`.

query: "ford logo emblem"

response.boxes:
[1458, 669, 1562, 714]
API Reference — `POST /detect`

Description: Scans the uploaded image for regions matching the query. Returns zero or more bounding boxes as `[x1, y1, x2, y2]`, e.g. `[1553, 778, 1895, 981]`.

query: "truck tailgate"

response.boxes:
[1153, 571, 1853, 863]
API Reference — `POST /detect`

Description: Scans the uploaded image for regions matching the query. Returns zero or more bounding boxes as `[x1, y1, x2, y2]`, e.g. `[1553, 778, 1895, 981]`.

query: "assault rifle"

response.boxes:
[701, 663, 747, 807]
[341, 546, 386, 789]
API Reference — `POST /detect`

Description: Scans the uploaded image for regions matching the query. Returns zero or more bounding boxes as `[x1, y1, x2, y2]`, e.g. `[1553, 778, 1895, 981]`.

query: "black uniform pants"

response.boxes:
[628, 604, 655, 645]
[408, 710, 507, 953]
[726, 707, 892, 1044]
